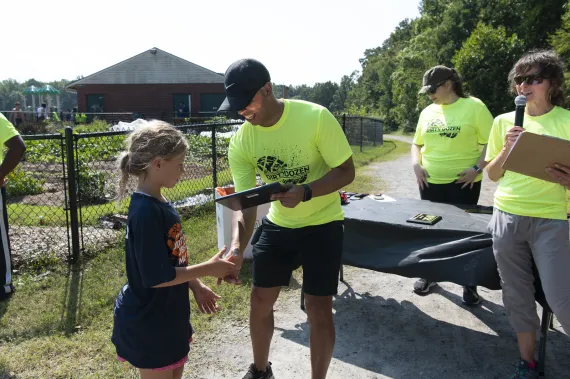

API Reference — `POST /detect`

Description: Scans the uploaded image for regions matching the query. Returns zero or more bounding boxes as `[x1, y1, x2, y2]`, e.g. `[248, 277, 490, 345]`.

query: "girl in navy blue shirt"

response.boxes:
[112, 121, 235, 379]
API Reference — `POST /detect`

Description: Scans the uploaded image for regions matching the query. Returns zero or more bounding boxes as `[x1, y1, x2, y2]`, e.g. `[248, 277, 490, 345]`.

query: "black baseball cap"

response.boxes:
[418, 65, 456, 94]
[218, 59, 271, 112]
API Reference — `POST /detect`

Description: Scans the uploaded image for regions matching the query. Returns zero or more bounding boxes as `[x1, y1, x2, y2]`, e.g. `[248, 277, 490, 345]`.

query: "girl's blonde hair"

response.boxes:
[117, 120, 188, 198]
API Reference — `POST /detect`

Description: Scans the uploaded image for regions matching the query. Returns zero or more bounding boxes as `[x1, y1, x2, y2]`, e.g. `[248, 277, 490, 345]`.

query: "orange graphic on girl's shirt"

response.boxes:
[167, 223, 188, 265]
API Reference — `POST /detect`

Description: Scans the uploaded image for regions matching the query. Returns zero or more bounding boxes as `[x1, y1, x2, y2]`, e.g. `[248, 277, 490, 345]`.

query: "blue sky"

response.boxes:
[5, 0, 420, 85]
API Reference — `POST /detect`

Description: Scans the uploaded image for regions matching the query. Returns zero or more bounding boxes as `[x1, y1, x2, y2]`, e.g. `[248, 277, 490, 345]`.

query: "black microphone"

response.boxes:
[514, 95, 527, 128]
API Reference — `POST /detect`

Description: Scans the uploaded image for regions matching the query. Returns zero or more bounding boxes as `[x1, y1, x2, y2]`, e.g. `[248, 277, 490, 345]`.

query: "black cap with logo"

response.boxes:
[218, 59, 271, 112]
[418, 65, 456, 94]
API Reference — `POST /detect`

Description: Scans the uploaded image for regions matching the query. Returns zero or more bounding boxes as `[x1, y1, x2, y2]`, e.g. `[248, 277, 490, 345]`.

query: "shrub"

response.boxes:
[76, 162, 106, 204]
[6, 168, 45, 197]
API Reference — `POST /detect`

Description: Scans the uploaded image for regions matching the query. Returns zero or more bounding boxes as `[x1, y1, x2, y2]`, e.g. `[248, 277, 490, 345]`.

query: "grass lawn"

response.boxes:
[0, 139, 409, 378]
[0, 204, 252, 379]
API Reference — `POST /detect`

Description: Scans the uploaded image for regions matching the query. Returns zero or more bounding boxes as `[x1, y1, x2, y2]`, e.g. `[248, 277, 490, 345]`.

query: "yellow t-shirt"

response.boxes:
[413, 96, 493, 184]
[0, 113, 20, 147]
[228, 99, 353, 228]
[485, 106, 570, 220]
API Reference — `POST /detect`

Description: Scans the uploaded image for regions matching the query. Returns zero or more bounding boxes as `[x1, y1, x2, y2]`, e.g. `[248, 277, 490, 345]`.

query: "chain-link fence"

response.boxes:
[72, 121, 238, 251]
[338, 114, 384, 152]
[6, 115, 381, 266]
[7, 133, 71, 269]
[2, 110, 232, 127]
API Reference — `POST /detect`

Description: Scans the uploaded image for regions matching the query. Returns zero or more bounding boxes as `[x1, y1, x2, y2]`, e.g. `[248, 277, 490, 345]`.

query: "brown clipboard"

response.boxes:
[501, 131, 570, 183]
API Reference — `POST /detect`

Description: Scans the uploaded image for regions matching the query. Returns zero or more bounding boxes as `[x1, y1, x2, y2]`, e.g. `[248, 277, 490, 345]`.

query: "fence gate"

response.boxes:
[11, 133, 74, 269]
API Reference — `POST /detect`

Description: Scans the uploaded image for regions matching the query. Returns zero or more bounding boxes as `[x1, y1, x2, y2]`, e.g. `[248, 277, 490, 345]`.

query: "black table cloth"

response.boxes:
[341, 197, 500, 290]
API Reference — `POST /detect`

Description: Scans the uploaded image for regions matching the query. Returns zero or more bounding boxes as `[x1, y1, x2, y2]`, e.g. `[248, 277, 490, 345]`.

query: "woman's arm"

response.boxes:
[485, 127, 524, 182]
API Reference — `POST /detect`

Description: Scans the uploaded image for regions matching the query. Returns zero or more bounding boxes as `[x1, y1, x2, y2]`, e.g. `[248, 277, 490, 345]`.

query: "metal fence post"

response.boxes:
[374, 121, 378, 146]
[360, 117, 363, 152]
[64, 127, 80, 262]
[211, 125, 218, 196]
[342, 113, 347, 135]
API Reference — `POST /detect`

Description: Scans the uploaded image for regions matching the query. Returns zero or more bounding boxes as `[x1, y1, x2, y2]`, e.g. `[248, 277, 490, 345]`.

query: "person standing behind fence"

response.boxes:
[111, 121, 235, 379]
[411, 65, 493, 305]
[0, 113, 26, 301]
[37, 103, 46, 121]
[218, 59, 355, 379]
[11, 102, 24, 128]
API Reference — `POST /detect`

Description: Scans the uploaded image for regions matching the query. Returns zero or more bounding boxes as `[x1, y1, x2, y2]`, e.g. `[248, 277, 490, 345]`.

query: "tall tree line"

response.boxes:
[282, 0, 570, 132]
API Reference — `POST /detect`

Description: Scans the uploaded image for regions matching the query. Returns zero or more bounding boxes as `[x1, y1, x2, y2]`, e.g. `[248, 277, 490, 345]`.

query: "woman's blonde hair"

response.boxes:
[116, 120, 188, 198]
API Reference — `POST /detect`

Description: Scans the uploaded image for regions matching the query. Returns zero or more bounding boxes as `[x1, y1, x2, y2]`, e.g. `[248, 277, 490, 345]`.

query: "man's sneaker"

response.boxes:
[511, 359, 538, 379]
[413, 278, 437, 294]
[242, 362, 275, 379]
[462, 286, 480, 305]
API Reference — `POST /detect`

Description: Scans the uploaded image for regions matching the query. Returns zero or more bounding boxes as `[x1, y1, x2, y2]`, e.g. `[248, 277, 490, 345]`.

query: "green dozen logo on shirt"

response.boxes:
[425, 119, 461, 139]
[256, 156, 310, 184]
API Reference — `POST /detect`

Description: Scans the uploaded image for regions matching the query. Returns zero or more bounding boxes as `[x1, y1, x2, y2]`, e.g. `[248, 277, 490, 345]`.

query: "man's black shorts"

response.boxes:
[251, 217, 343, 296]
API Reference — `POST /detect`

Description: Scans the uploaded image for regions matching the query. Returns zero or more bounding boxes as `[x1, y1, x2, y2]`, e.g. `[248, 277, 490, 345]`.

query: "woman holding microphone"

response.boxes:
[485, 49, 570, 379]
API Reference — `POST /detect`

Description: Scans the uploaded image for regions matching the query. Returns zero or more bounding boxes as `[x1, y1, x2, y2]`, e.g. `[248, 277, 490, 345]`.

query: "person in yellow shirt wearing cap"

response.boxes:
[411, 65, 494, 305]
[218, 58, 355, 379]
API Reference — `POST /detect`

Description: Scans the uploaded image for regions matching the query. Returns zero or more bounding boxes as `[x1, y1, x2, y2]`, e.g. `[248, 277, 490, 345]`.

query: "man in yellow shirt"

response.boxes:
[218, 59, 355, 379]
[0, 113, 26, 300]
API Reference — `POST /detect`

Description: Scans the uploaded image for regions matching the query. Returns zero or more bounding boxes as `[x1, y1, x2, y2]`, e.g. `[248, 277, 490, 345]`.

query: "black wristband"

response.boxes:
[302, 184, 313, 202]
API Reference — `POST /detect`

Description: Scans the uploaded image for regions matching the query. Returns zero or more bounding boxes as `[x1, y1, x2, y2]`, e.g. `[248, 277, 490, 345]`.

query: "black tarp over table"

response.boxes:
[341, 197, 499, 290]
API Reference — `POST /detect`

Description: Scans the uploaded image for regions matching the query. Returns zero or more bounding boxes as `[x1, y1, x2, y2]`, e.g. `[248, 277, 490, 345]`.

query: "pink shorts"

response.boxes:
[117, 337, 192, 371]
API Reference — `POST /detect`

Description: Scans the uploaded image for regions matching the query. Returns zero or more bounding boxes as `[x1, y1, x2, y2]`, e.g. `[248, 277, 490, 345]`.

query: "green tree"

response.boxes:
[549, 1, 570, 102]
[453, 22, 525, 116]
[0, 79, 23, 111]
[479, 0, 566, 50]
[330, 73, 356, 113]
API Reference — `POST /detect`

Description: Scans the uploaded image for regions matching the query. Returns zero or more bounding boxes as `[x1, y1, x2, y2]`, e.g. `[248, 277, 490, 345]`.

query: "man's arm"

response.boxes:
[307, 156, 355, 197]
[271, 157, 355, 208]
[230, 207, 258, 255]
[0, 136, 25, 183]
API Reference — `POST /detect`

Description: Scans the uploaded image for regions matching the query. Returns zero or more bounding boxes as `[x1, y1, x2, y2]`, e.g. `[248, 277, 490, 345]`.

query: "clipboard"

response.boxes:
[215, 182, 288, 211]
[502, 131, 570, 183]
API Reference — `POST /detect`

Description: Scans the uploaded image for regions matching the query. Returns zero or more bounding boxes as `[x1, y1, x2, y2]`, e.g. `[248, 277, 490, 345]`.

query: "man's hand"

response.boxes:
[546, 164, 570, 190]
[217, 247, 243, 286]
[456, 167, 478, 189]
[190, 282, 221, 314]
[0, 176, 6, 187]
[270, 184, 304, 208]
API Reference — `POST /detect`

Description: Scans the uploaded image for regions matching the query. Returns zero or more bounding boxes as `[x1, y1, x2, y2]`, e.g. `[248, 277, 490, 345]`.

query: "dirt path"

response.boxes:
[185, 136, 569, 379]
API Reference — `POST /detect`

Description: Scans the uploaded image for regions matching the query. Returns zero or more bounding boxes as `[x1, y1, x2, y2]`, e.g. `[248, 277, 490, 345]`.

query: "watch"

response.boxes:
[473, 165, 483, 173]
[302, 184, 313, 202]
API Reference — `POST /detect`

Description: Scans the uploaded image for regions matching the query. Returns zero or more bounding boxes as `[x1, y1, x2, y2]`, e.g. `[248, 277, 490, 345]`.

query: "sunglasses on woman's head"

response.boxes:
[514, 74, 545, 86]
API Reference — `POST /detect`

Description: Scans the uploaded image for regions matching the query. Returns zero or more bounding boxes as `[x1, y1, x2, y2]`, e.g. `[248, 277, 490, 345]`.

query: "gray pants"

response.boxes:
[489, 209, 570, 334]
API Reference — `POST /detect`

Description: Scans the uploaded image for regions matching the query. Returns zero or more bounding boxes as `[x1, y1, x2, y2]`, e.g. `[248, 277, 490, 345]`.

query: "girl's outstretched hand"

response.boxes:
[191, 283, 221, 314]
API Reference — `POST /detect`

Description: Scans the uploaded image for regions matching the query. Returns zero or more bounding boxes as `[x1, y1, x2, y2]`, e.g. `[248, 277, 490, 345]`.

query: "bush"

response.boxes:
[186, 135, 230, 160]
[18, 121, 50, 135]
[23, 139, 62, 163]
[76, 162, 106, 204]
[72, 120, 111, 133]
[6, 168, 45, 197]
